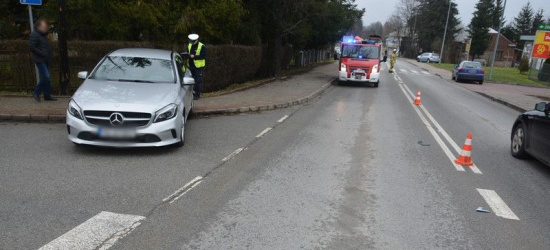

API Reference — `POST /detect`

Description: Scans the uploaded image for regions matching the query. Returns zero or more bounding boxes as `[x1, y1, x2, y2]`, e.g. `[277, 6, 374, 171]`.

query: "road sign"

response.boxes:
[537, 23, 550, 31]
[20, 0, 42, 5]
[531, 30, 550, 59]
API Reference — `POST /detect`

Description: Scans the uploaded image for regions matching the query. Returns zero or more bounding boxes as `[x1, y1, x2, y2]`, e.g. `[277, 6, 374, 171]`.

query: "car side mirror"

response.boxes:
[535, 102, 548, 112]
[77, 71, 88, 79]
[183, 76, 195, 85]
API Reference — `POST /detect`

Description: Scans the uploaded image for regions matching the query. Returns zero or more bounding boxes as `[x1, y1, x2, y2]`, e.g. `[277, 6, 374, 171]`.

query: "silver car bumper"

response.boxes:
[66, 111, 182, 147]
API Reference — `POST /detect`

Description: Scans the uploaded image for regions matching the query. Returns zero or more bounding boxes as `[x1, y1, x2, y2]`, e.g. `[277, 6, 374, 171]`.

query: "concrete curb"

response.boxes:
[193, 79, 335, 117]
[0, 79, 335, 123]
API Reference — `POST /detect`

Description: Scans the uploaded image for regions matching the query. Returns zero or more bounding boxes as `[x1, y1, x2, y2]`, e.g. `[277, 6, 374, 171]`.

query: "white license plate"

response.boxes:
[355, 75, 363, 80]
[97, 127, 136, 139]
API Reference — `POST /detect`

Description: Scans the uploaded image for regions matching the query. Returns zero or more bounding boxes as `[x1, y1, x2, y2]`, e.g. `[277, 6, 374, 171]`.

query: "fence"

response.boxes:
[294, 50, 332, 67]
[0, 40, 332, 94]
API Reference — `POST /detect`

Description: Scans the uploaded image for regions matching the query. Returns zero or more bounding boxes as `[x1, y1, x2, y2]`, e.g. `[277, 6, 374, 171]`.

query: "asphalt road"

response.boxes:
[1, 60, 550, 249]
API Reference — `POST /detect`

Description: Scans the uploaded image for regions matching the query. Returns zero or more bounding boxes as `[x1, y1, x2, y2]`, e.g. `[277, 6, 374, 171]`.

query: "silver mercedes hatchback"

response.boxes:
[66, 48, 195, 147]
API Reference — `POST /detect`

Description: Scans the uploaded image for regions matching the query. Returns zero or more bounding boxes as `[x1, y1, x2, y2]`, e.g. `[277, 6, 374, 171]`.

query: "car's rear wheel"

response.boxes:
[452, 75, 456, 80]
[427, 59, 430, 63]
[174, 115, 185, 148]
[479, 80, 484, 85]
[511, 123, 528, 158]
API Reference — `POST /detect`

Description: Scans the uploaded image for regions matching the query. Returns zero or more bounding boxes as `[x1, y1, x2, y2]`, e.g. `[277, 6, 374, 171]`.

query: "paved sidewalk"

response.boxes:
[0, 62, 336, 122]
[404, 58, 550, 112]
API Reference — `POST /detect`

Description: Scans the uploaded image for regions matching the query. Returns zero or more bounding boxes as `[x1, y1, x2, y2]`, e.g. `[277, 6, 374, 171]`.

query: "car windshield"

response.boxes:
[463, 62, 482, 68]
[341, 45, 379, 59]
[90, 56, 175, 83]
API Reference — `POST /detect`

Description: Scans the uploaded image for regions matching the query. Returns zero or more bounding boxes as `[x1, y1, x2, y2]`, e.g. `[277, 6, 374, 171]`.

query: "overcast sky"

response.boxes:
[358, 0, 549, 28]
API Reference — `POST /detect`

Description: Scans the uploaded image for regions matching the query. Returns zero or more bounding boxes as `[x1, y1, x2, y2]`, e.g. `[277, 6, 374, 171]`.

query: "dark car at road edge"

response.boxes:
[511, 102, 550, 166]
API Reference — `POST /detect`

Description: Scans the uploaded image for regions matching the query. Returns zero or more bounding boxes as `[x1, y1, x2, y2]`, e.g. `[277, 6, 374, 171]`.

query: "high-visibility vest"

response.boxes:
[188, 42, 206, 68]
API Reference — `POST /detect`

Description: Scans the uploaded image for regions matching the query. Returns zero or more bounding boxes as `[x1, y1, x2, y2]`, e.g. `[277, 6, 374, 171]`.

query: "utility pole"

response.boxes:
[489, 0, 507, 80]
[439, 0, 452, 64]
[58, 0, 70, 95]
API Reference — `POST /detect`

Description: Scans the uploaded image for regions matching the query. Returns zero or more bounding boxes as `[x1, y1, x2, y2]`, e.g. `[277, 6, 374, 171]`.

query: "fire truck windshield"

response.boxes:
[341, 45, 379, 59]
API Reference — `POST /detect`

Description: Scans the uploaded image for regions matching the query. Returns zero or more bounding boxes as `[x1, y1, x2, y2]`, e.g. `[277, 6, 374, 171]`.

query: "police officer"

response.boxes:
[188, 34, 206, 100]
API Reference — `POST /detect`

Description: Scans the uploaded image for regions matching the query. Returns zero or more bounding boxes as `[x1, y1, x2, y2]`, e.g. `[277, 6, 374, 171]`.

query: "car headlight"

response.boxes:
[68, 100, 83, 120]
[154, 104, 178, 123]
[372, 64, 379, 73]
[340, 63, 347, 71]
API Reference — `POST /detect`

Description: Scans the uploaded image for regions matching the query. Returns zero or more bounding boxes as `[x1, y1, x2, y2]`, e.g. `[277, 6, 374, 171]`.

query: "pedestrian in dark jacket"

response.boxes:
[30, 19, 56, 101]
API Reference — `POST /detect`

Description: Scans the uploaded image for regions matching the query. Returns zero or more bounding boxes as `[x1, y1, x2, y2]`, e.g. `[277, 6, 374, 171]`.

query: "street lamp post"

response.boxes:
[489, 0, 507, 80]
[439, 0, 452, 64]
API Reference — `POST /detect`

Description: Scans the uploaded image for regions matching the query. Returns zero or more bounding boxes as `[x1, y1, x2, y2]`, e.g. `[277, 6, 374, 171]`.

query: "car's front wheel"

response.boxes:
[174, 115, 185, 148]
[511, 123, 528, 158]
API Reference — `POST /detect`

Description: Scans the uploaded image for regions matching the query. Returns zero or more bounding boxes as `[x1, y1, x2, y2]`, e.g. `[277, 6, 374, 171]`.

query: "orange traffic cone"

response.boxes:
[413, 90, 422, 105]
[455, 133, 474, 166]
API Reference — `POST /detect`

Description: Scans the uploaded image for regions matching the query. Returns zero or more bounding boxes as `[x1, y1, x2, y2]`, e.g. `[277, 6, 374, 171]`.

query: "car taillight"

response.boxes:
[480, 69, 485, 74]
[458, 68, 466, 73]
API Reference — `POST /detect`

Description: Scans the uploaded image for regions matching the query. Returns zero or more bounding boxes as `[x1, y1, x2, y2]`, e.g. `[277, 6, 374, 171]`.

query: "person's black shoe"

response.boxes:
[32, 94, 41, 102]
[44, 97, 58, 101]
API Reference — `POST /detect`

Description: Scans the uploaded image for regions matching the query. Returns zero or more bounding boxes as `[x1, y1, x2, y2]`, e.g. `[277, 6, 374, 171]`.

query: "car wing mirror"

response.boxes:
[77, 71, 88, 79]
[183, 76, 195, 85]
[535, 102, 547, 112]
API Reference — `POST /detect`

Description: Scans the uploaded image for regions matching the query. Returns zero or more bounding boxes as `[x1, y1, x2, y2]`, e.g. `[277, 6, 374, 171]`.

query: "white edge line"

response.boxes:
[477, 189, 520, 220]
[397, 83, 465, 172]
[256, 127, 272, 138]
[222, 147, 244, 162]
[162, 176, 203, 202]
[169, 180, 203, 204]
[277, 115, 289, 123]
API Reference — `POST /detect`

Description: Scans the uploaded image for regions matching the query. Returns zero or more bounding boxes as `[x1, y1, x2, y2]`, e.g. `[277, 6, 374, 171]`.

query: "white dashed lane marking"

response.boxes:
[256, 127, 272, 138]
[162, 176, 204, 202]
[477, 189, 520, 220]
[222, 148, 244, 162]
[278, 115, 289, 123]
[39, 211, 145, 250]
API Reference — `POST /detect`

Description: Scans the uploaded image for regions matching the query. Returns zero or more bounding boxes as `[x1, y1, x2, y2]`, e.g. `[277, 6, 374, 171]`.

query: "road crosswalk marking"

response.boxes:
[477, 189, 520, 220]
[39, 211, 145, 250]
[395, 68, 433, 76]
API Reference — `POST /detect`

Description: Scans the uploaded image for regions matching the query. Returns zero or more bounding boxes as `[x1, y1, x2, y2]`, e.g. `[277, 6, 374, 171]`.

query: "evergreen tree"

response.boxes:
[416, 0, 461, 54]
[531, 9, 545, 34]
[468, 0, 493, 59]
[491, 0, 505, 30]
[513, 2, 534, 36]
[510, 2, 534, 49]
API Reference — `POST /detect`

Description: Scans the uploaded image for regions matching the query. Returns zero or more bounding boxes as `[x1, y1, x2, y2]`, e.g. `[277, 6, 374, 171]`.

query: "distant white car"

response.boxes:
[417, 52, 440, 63]
[67, 48, 195, 148]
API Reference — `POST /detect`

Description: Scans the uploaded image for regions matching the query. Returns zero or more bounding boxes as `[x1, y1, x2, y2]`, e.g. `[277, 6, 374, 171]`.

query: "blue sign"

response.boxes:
[20, 0, 42, 5]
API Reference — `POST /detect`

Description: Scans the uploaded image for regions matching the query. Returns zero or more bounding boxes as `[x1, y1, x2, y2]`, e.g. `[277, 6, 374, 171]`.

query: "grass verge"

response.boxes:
[431, 63, 549, 88]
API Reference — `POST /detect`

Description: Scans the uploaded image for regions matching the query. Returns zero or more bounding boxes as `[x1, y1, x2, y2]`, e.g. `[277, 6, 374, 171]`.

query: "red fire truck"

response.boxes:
[338, 35, 383, 87]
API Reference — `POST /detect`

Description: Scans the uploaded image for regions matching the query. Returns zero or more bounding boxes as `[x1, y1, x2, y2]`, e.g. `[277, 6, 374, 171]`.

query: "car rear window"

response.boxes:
[464, 62, 482, 68]
[91, 56, 176, 83]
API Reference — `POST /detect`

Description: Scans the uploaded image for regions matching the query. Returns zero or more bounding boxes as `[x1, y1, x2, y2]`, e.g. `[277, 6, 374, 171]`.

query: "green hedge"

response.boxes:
[0, 40, 262, 93]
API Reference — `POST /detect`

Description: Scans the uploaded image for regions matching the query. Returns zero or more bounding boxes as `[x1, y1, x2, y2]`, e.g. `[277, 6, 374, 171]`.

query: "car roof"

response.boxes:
[108, 48, 173, 60]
